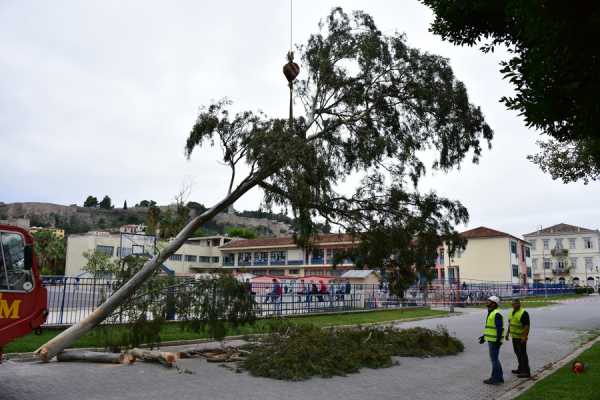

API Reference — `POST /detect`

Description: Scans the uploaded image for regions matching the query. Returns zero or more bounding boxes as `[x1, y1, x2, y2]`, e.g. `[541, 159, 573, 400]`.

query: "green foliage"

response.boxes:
[242, 325, 463, 380]
[225, 226, 257, 239]
[175, 274, 256, 340]
[236, 209, 293, 225]
[99, 195, 113, 210]
[31, 230, 66, 275]
[574, 287, 595, 295]
[186, 8, 491, 290]
[83, 195, 98, 208]
[421, 1, 600, 183]
[82, 250, 119, 277]
[135, 200, 157, 208]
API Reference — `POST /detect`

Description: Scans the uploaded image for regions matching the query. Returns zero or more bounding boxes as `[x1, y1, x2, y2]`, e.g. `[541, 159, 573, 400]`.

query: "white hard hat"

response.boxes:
[488, 295, 501, 305]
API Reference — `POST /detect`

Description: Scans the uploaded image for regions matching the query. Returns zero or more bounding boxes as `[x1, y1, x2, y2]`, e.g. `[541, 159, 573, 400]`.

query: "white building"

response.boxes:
[65, 232, 239, 277]
[523, 223, 600, 286]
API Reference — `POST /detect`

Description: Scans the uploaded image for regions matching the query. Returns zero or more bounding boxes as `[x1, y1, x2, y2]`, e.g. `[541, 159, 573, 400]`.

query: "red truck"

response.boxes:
[0, 224, 48, 359]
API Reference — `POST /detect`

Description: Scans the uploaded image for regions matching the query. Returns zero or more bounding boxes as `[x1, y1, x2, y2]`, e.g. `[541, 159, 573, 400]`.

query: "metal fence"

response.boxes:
[40, 276, 582, 327]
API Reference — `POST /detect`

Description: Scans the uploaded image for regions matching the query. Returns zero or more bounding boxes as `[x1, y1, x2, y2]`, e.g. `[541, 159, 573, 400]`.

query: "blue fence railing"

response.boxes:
[39, 276, 587, 327]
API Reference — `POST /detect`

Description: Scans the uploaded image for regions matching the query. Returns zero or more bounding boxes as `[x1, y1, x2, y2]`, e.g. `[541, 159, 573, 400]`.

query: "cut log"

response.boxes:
[56, 350, 134, 364]
[127, 348, 178, 368]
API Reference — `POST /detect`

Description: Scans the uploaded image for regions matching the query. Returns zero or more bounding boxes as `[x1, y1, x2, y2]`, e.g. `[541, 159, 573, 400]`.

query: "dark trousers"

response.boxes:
[512, 338, 530, 374]
[488, 342, 504, 382]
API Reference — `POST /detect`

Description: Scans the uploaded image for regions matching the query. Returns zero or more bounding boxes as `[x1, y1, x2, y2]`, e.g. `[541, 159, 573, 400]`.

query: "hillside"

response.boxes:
[0, 202, 292, 237]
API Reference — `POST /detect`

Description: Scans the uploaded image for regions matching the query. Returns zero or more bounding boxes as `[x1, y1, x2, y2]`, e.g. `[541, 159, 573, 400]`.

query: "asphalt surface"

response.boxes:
[2, 295, 599, 400]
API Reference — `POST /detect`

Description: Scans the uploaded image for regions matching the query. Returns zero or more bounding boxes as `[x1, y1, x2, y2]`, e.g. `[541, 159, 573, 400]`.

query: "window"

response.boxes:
[584, 237, 593, 249]
[512, 265, 519, 277]
[212, 257, 219, 263]
[0, 231, 33, 292]
[199, 256, 211, 263]
[525, 247, 531, 258]
[585, 257, 593, 271]
[222, 253, 235, 266]
[439, 248, 445, 265]
[543, 258, 551, 269]
[288, 269, 300, 275]
[239, 252, 252, 265]
[569, 238, 577, 250]
[184, 255, 197, 262]
[169, 254, 182, 261]
[95, 245, 114, 257]
[543, 239, 549, 250]
[531, 239, 536, 250]
[253, 251, 269, 265]
[569, 257, 577, 270]
[510, 241, 517, 254]
[554, 238, 563, 250]
[532, 258, 537, 271]
[311, 249, 324, 263]
[270, 251, 286, 265]
[527, 267, 532, 278]
[557, 260, 566, 269]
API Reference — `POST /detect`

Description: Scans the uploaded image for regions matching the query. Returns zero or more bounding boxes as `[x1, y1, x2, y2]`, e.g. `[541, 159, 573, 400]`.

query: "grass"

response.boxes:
[242, 325, 463, 380]
[468, 293, 585, 309]
[4, 307, 448, 354]
[515, 341, 600, 400]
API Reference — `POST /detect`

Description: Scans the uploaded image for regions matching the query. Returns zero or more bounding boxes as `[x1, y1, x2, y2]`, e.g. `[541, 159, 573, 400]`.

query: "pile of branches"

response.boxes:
[241, 325, 463, 381]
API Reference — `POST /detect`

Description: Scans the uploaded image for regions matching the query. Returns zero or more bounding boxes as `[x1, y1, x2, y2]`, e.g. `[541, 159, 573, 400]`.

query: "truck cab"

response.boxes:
[0, 225, 48, 359]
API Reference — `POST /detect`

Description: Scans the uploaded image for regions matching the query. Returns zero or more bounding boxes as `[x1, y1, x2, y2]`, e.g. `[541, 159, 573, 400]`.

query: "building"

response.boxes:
[0, 218, 30, 229]
[435, 227, 532, 284]
[341, 270, 381, 285]
[523, 223, 600, 286]
[164, 236, 238, 275]
[65, 232, 238, 277]
[219, 234, 358, 277]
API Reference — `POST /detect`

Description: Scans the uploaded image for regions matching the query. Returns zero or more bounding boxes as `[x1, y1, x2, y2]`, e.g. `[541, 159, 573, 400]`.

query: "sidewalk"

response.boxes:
[2, 296, 599, 400]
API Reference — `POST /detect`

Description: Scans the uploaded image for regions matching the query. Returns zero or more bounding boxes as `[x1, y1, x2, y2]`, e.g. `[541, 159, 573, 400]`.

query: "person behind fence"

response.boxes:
[296, 279, 306, 302]
[266, 278, 282, 303]
[479, 295, 504, 385]
[506, 298, 531, 378]
[318, 280, 328, 302]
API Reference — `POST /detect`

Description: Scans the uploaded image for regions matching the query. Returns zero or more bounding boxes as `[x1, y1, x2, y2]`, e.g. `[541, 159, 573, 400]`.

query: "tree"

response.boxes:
[225, 226, 257, 239]
[98, 195, 113, 210]
[38, 8, 491, 360]
[83, 196, 98, 208]
[123, 200, 128, 210]
[135, 200, 157, 208]
[421, 1, 600, 183]
[82, 250, 119, 278]
[32, 230, 66, 275]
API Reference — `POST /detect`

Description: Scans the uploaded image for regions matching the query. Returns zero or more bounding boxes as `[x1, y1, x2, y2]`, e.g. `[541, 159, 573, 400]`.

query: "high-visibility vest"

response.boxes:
[509, 308, 527, 339]
[483, 309, 504, 343]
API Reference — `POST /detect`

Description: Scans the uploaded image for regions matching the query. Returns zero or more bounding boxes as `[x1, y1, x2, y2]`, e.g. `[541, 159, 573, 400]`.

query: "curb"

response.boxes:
[496, 334, 600, 400]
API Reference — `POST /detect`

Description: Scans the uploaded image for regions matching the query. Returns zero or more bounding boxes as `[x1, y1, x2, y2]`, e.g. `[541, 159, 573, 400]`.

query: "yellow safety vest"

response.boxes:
[483, 309, 504, 343]
[509, 308, 527, 339]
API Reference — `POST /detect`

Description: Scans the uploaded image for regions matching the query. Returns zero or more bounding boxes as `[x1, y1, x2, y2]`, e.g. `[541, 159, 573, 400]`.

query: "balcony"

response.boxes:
[270, 259, 286, 266]
[222, 260, 234, 267]
[253, 259, 268, 266]
[551, 267, 571, 276]
[310, 257, 324, 264]
[238, 260, 252, 266]
[551, 248, 568, 257]
[287, 259, 304, 265]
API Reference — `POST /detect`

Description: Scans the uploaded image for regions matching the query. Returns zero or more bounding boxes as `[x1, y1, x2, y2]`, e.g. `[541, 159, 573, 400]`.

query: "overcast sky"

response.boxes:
[1, 0, 599, 237]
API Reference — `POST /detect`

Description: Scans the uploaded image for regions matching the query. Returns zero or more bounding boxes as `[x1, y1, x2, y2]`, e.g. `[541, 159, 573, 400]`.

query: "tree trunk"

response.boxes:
[36, 171, 269, 362]
[127, 348, 177, 368]
[56, 350, 134, 364]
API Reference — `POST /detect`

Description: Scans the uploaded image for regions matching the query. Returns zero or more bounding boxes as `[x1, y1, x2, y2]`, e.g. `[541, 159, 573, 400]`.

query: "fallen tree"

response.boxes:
[36, 8, 492, 361]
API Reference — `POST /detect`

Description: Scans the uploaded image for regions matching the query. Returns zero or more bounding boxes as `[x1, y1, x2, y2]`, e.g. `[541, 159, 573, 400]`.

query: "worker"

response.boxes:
[479, 295, 504, 385]
[506, 298, 531, 378]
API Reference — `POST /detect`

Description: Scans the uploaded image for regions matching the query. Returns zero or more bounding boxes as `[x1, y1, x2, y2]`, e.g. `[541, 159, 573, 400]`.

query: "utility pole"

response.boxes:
[539, 225, 547, 298]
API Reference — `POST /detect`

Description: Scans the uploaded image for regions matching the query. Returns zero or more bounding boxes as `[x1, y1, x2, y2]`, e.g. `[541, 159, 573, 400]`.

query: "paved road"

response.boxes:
[3, 296, 599, 400]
